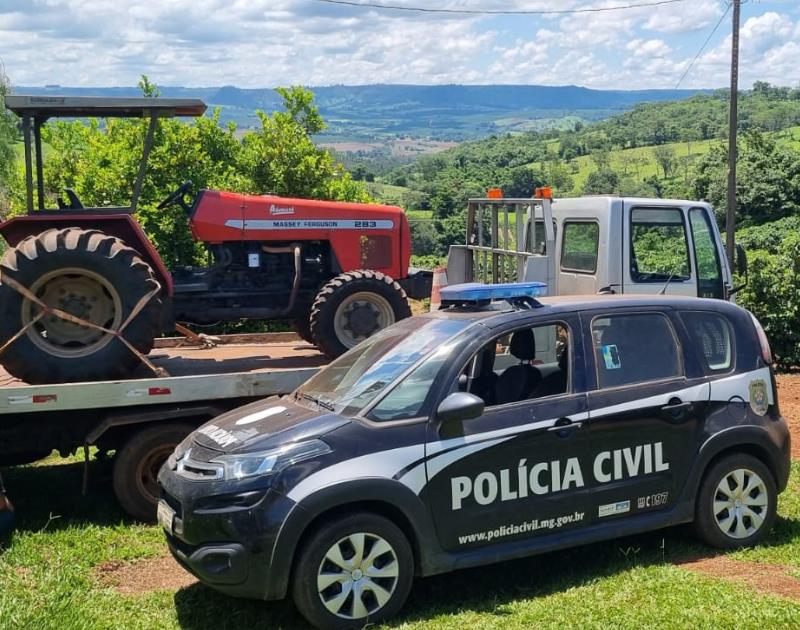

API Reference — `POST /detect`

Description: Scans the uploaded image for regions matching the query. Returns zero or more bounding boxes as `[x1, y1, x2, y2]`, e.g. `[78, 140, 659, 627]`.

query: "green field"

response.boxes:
[1, 454, 799, 629]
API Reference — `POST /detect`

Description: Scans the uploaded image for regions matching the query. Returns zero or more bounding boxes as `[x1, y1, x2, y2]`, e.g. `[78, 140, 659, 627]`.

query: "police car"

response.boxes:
[158, 283, 790, 630]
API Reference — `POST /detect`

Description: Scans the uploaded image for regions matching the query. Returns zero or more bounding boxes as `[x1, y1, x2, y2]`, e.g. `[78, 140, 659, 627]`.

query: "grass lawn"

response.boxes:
[1, 455, 799, 629]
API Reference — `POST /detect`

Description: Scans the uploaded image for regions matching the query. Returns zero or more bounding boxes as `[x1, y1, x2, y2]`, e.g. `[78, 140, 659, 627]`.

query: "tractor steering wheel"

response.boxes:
[157, 181, 193, 212]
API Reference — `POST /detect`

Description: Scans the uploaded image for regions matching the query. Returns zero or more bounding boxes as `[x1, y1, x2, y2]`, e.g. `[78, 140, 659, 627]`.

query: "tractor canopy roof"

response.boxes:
[4, 95, 207, 120]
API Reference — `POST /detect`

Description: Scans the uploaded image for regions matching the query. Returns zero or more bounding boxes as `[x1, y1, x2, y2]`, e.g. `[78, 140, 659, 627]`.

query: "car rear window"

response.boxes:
[591, 313, 682, 388]
[681, 311, 733, 372]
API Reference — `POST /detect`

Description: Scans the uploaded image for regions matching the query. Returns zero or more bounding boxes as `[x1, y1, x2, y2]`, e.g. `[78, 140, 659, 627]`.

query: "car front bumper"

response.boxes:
[158, 464, 301, 600]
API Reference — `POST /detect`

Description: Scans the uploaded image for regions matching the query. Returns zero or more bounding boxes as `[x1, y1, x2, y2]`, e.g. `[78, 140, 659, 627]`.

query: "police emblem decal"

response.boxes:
[749, 379, 769, 416]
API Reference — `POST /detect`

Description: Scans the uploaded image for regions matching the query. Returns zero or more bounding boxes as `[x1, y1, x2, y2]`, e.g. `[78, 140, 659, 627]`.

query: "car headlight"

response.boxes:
[210, 439, 331, 481]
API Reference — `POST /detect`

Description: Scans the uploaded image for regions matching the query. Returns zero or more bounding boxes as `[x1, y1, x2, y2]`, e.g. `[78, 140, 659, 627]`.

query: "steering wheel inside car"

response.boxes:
[157, 181, 193, 212]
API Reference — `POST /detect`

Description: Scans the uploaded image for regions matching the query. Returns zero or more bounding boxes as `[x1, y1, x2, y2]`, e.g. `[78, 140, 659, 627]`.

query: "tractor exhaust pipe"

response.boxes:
[262, 244, 302, 317]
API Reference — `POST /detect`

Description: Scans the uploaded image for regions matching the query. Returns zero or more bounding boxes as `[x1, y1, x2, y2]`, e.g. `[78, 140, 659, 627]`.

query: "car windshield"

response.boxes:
[294, 317, 469, 417]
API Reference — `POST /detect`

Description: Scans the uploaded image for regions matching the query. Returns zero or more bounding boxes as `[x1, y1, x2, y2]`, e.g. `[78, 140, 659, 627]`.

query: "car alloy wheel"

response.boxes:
[712, 468, 769, 540]
[317, 532, 400, 620]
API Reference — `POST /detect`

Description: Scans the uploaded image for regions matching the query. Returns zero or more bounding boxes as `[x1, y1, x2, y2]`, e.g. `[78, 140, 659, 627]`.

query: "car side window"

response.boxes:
[591, 313, 682, 389]
[681, 311, 733, 373]
[460, 322, 570, 407]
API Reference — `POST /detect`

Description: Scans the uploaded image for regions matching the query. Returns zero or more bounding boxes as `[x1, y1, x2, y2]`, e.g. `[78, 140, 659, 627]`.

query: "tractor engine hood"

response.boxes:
[189, 396, 348, 457]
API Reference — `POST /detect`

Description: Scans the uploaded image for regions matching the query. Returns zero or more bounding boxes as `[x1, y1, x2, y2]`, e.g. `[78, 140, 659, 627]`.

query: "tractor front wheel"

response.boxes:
[310, 270, 411, 359]
[0, 227, 162, 384]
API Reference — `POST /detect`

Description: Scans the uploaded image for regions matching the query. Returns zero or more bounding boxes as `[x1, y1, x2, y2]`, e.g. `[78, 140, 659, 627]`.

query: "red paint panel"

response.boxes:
[0, 214, 174, 295]
[191, 191, 411, 280]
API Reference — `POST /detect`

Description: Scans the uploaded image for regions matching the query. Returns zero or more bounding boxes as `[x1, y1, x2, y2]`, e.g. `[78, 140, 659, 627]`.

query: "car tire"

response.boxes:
[291, 512, 414, 630]
[693, 453, 777, 549]
[112, 423, 194, 522]
[310, 270, 412, 359]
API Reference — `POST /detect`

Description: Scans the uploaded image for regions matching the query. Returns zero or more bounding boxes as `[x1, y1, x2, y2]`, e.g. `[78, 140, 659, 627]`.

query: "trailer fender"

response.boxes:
[0, 214, 173, 295]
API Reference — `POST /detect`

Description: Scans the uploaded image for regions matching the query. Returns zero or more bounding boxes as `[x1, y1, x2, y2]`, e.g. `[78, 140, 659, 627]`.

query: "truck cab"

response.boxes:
[447, 192, 744, 301]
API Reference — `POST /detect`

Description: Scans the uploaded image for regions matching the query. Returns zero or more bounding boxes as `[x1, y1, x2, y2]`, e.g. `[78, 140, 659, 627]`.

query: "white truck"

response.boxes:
[446, 188, 746, 300]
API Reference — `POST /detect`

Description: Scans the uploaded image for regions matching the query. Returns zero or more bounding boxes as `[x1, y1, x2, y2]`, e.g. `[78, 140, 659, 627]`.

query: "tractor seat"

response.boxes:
[494, 329, 541, 405]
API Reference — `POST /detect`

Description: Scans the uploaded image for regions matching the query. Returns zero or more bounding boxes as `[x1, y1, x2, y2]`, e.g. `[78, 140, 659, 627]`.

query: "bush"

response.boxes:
[735, 228, 800, 370]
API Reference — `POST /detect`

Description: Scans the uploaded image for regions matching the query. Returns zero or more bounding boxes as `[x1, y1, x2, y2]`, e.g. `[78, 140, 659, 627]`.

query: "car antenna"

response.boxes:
[658, 271, 677, 295]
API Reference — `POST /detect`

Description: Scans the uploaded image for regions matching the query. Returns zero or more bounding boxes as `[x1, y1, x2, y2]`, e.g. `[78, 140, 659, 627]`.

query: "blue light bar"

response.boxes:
[440, 282, 548, 303]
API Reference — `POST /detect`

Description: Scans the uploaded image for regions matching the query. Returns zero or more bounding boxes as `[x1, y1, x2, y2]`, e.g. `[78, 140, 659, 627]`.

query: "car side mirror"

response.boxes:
[436, 392, 484, 423]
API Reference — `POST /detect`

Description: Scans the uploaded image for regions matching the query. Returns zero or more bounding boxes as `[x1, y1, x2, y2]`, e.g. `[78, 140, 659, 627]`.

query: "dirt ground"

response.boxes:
[95, 557, 196, 595]
[681, 557, 800, 601]
[776, 374, 800, 459]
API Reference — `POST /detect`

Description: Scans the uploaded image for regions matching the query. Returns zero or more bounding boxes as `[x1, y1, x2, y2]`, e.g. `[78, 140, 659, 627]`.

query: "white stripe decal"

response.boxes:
[426, 414, 584, 456]
[286, 443, 424, 502]
[224, 219, 394, 230]
[709, 366, 773, 404]
[589, 383, 709, 420]
[400, 436, 514, 494]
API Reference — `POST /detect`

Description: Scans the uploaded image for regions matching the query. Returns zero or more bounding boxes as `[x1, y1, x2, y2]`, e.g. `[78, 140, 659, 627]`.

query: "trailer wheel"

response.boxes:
[0, 227, 162, 384]
[113, 424, 194, 522]
[310, 271, 411, 359]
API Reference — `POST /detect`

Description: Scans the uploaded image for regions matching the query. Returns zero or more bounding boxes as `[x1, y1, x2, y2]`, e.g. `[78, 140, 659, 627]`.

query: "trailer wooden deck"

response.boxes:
[0, 333, 327, 389]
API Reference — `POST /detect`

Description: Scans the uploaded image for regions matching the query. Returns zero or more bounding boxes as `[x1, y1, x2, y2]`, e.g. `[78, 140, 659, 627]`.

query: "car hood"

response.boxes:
[190, 396, 349, 456]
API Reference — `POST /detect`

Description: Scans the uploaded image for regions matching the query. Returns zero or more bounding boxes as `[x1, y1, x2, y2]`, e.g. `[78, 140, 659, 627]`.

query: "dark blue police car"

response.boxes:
[158, 283, 790, 630]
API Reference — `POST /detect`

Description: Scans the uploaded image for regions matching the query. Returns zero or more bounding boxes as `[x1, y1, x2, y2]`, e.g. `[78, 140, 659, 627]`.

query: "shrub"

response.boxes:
[735, 228, 800, 370]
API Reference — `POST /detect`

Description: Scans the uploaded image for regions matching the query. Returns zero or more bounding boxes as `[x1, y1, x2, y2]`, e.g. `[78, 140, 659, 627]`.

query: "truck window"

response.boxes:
[591, 313, 682, 388]
[630, 208, 690, 282]
[689, 208, 724, 299]
[561, 221, 599, 273]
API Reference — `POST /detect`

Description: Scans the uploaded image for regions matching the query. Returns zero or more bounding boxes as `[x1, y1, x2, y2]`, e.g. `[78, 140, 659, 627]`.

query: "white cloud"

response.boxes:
[644, 0, 723, 34]
[0, 1, 797, 90]
[679, 11, 800, 88]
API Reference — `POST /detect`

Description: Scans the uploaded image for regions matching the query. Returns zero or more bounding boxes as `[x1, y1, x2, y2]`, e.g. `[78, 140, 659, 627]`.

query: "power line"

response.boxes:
[312, 0, 687, 16]
[675, 1, 732, 89]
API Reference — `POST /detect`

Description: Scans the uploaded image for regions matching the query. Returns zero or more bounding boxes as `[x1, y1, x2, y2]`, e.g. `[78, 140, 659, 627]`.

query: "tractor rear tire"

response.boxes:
[310, 270, 412, 359]
[292, 314, 315, 345]
[0, 227, 162, 384]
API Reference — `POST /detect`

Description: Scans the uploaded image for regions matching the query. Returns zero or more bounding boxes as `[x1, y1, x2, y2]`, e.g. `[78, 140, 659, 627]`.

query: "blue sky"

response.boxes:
[0, 0, 798, 90]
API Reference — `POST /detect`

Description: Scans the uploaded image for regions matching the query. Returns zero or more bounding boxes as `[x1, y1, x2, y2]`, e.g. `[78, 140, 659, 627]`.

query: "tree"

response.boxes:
[502, 166, 542, 198]
[693, 130, 800, 226]
[591, 148, 611, 170]
[582, 169, 620, 195]
[0, 64, 15, 218]
[653, 144, 677, 179]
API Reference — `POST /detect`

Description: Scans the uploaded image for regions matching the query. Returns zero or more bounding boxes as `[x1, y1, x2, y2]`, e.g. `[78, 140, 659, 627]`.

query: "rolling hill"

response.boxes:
[13, 84, 706, 143]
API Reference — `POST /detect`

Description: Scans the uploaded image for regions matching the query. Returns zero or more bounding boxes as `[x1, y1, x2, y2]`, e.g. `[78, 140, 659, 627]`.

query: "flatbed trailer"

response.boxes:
[0, 333, 325, 520]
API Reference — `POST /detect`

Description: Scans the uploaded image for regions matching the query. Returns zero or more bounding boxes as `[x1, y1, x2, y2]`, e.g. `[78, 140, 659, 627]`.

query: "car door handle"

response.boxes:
[547, 418, 584, 434]
[661, 399, 692, 413]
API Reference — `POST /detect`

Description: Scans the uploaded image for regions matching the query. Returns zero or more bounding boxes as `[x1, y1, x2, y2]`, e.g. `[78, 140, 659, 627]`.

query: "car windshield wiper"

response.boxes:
[297, 392, 335, 412]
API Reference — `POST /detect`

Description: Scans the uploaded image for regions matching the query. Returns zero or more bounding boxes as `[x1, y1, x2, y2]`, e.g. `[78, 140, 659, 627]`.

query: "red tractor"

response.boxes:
[0, 95, 431, 384]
